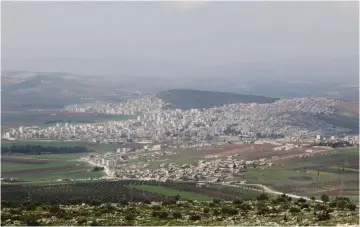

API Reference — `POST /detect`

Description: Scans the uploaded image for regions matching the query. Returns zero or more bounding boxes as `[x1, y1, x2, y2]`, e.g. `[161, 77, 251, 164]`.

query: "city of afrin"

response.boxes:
[1, 94, 359, 226]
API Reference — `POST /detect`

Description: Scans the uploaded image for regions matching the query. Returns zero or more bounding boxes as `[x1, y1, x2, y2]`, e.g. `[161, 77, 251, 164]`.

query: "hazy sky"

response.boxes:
[2, 1, 359, 65]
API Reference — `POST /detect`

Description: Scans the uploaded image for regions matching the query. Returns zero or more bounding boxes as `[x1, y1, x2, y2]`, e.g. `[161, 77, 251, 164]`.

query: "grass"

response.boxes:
[1, 161, 81, 172]
[1, 140, 76, 147]
[133, 185, 213, 201]
[335, 149, 359, 156]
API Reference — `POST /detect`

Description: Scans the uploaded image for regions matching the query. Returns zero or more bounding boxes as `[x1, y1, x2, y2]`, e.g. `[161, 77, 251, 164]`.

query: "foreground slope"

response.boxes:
[157, 89, 279, 110]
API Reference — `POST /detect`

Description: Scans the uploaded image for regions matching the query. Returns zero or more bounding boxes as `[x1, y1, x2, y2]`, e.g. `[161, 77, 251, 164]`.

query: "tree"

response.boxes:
[346, 203, 356, 211]
[175, 195, 181, 201]
[257, 193, 269, 201]
[320, 194, 329, 203]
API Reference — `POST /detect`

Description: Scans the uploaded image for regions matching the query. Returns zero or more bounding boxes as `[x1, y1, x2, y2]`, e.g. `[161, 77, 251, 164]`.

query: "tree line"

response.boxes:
[1, 145, 90, 155]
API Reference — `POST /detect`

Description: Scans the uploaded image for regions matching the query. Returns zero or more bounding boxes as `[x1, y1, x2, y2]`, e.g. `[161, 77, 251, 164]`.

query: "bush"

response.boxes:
[172, 211, 182, 219]
[212, 209, 221, 215]
[125, 214, 135, 221]
[120, 200, 129, 206]
[175, 195, 181, 201]
[320, 194, 329, 203]
[289, 207, 300, 213]
[298, 198, 307, 203]
[346, 203, 357, 211]
[300, 203, 309, 209]
[77, 217, 87, 225]
[89, 199, 101, 206]
[221, 207, 238, 215]
[152, 211, 168, 219]
[212, 199, 221, 204]
[257, 206, 270, 215]
[22, 215, 40, 226]
[310, 196, 316, 201]
[203, 207, 210, 214]
[233, 199, 243, 205]
[49, 205, 62, 214]
[257, 193, 269, 201]
[316, 210, 330, 221]
[189, 214, 201, 221]
[151, 205, 162, 211]
[315, 204, 327, 211]
[337, 200, 347, 210]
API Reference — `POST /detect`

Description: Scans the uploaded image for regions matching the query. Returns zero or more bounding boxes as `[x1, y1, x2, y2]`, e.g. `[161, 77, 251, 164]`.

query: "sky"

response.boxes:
[1, 1, 359, 66]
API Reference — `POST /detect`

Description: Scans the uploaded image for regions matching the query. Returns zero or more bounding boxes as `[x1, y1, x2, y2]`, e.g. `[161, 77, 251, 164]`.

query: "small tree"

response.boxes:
[175, 195, 181, 201]
[257, 193, 269, 201]
[320, 194, 329, 203]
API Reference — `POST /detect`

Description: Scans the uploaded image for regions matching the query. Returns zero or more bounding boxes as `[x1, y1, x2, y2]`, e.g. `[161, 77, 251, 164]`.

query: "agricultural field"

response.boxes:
[240, 148, 359, 198]
[1, 139, 76, 148]
[133, 185, 213, 201]
[1, 152, 100, 182]
[1, 139, 122, 154]
[1, 110, 136, 127]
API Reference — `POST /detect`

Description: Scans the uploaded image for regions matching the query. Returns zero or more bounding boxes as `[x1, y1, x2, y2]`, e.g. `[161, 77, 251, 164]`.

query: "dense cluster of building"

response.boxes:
[2, 97, 354, 143]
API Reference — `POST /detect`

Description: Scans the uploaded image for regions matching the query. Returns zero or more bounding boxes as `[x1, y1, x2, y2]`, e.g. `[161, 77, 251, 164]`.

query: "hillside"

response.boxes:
[157, 89, 279, 110]
[1, 71, 130, 111]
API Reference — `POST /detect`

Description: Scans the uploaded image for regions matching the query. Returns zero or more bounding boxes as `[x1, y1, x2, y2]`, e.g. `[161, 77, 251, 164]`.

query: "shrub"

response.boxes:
[212, 209, 221, 215]
[152, 205, 162, 211]
[316, 210, 330, 221]
[221, 207, 238, 215]
[153, 211, 168, 219]
[212, 199, 221, 204]
[89, 199, 101, 206]
[77, 217, 87, 225]
[289, 207, 300, 213]
[337, 200, 347, 210]
[175, 195, 181, 201]
[320, 194, 329, 203]
[298, 198, 307, 203]
[120, 200, 129, 206]
[125, 214, 135, 221]
[189, 214, 201, 221]
[346, 203, 357, 211]
[203, 207, 210, 214]
[257, 193, 269, 201]
[172, 211, 182, 219]
[300, 203, 309, 209]
[233, 199, 243, 205]
[310, 196, 316, 201]
[257, 206, 270, 215]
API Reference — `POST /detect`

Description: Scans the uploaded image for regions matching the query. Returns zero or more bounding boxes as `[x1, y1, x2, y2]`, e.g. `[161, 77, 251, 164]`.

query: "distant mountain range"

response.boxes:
[156, 89, 279, 110]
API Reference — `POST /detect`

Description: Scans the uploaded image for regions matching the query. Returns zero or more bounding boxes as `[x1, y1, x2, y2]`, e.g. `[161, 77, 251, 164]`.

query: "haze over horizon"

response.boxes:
[2, 1, 359, 76]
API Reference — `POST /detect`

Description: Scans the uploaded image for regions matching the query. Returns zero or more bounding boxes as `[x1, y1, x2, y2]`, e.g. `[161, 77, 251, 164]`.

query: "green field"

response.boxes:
[1, 140, 76, 147]
[133, 185, 213, 201]
[1, 161, 81, 172]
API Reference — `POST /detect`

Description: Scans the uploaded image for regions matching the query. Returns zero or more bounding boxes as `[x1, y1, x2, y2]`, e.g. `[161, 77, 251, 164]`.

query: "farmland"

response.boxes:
[1, 110, 136, 127]
[133, 185, 213, 201]
[1, 151, 99, 182]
